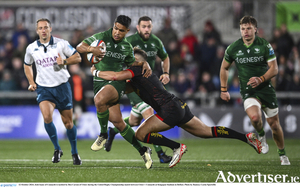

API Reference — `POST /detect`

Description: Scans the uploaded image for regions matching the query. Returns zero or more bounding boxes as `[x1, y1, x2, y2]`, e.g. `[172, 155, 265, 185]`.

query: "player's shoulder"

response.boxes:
[225, 38, 242, 53]
[26, 40, 38, 51]
[254, 36, 270, 46]
[52, 36, 66, 43]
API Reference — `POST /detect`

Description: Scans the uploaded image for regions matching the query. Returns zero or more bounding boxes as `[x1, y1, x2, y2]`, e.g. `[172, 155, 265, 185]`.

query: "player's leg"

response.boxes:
[59, 108, 81, 165]
[109, 104, 153, 169]
[264, 110, 290, 165]
[181, 116, 262, 154]
[244, 98, 269, 154]
[39, 100, 63, 163]
[91, 84, 118, 151]
[135, 115, 185, 168]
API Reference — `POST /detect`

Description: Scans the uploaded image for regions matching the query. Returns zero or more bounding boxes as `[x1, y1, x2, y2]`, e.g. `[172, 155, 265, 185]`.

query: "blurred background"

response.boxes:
[0, 0, 300, 140]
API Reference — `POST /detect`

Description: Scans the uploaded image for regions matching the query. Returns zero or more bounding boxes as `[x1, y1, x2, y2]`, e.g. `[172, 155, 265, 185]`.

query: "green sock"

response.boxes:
[97, 110, 109, 134]
[153, 145, 162, 153]
[120, 124, 143, 152]
[257, 128, 265, 137]
[277, 148, 286, 156]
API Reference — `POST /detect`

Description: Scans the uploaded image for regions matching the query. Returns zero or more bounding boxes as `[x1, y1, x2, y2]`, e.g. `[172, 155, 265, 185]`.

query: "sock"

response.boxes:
[44, 122, 60, 150]
[153, 145, 162, 153]
[97, 110, 109, 134]
[277, 148, 286, 156]
[257, 128, 265, 137]
[66, 125, 78, 155]
[211, 126, 247, 143]
[120, 124, 143, 153]
[143, 132, 180, 150]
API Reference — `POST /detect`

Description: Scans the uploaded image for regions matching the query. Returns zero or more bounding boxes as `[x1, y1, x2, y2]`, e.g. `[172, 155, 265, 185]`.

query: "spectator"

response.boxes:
[155, 17, 178, 52]
[11, 23, 31, 49]
[11, 56, 28, 90]
[202, 20, 222, 45]
[0, 70, 17, 105]
[198, 71, 216, 93]
[180, 28, 198, 58]
[211, 45, 225, 89]
[173, 69, 191, 96]
[277, 23, 294, 59]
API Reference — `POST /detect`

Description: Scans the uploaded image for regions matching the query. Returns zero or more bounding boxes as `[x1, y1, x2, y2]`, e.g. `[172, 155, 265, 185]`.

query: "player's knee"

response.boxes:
[43, 116, 53, 124]
[269, 121, 281, 132]
[249, 114, 261, 124]
[135, 130, 145, 142]
[64, 121, 73, 129]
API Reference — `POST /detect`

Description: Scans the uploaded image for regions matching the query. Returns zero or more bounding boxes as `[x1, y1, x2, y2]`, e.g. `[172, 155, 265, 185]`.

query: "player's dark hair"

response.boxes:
[133, 47, 147, 61]
[138, 16, 152, 25]
[115, 15, 131, 28]
[240, 16, 257, 28]
[36, 18, 51, 27]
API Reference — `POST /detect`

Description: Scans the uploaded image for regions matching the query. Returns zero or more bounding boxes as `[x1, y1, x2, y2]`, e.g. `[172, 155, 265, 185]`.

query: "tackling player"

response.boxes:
[91, 47, 262, 168]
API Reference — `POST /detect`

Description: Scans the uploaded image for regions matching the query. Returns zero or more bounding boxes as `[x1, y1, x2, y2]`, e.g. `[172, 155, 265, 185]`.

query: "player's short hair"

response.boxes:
[138, 16, 152, 25]
[133, 47, 147, 61]
[36, 18, 51, 27]
[115, 15, 131, 28]
[240, 16, 257, 28]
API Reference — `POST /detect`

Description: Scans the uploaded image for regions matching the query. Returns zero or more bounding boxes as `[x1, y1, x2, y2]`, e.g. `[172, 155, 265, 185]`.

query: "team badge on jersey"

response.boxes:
[254, 48, 260, 53]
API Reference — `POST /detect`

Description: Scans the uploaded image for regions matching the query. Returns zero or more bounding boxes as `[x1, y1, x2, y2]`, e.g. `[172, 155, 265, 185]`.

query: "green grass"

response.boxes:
[0, 139, 299, 183]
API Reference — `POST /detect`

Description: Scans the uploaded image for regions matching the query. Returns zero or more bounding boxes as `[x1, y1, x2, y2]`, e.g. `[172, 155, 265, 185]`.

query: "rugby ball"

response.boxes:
[87, 40, 106, 64]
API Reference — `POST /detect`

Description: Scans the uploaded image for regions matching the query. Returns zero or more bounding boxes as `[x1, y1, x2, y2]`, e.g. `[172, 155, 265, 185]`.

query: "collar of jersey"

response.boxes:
[242, 36, 257, 48]
[37, 36, 54, 47]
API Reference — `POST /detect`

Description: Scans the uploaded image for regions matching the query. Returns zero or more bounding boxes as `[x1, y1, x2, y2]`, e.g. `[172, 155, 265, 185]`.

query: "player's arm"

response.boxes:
[57, 52, 81, 66]
[247, 59, 278, 88]
[219, 59, 231, 102]
[129, 60, 152, 78]
[24, 64, 36, 92]
[159, 56, 170, 84]
[90, 65, 132, 81]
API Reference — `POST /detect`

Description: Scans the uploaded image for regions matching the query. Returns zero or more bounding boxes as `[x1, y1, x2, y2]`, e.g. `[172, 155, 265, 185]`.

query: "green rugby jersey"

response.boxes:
[126, 32, 168, 70]
[224, 36, 276, 92]
[83, 28, 135, 81]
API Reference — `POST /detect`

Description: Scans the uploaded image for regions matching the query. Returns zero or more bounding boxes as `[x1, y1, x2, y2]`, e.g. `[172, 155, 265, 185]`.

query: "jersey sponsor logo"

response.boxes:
[146, 51, 157, 57]
[254, 48, 260, 54]
[151, 43, 155, 48]
[236, 50, 244, 56]
[216, 126, 229, 135]
[35, 56, 58, 67]
[105, 51, 126, 60]
[235, 56, 264, 64]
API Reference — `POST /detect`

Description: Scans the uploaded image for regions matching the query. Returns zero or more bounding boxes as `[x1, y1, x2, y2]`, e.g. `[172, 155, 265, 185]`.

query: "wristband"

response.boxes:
[163, 72, 169, 75]
[63, 59, 67, 65]
[93, 70, 99, 77]
[260, 75, 265, 82]
[220, 86, 227, 92]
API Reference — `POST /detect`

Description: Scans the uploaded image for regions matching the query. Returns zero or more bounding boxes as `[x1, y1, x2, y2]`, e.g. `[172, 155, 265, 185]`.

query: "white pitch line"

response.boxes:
[0, 159, 272, 162]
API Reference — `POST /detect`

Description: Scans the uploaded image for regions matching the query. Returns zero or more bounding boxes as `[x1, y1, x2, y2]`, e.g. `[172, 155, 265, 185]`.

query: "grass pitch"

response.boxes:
[0, 138, 299, 183]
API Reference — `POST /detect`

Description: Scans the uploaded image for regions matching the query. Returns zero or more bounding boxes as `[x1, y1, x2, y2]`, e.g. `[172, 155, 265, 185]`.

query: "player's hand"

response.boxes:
[56, 53, 64, 66]
[142, 61, 152, 78]
[220, 91, 230, 102]
[92, 46, 106, 61]
[159, 73, 170, 85]
[247, 77, 263, 88]
[28, 84, 37, 92]
[90, 65, 96, 75]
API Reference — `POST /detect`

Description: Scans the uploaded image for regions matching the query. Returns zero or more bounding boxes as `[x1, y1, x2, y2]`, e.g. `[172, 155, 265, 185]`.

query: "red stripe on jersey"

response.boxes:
[214, 126, 218, 137]
[155, 114, 163, 121]
[146, 133, 151, 143]
[126, 69, 134, 78]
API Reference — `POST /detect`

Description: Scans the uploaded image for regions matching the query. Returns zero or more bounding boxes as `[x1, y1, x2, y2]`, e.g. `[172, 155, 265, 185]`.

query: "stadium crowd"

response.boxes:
[0, 18, 300, 107]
